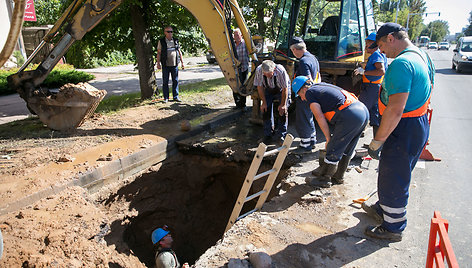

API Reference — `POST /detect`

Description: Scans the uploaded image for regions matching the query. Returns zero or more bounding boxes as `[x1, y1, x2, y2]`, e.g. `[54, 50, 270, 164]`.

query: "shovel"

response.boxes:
[353, 190, 377, 204]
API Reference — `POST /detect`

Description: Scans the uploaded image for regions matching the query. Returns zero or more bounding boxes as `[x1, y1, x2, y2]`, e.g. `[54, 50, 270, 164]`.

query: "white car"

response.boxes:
[452, 36, 472, 73]
[428, 42, 438, 49]
[438, 42, 449, 50]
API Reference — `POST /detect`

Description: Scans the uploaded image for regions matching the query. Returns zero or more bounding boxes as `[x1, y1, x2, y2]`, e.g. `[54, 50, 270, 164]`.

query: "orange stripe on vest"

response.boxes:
[378, 88, 431, 118]
[324, 90, 358, 121]
[362, 75, 383, 84]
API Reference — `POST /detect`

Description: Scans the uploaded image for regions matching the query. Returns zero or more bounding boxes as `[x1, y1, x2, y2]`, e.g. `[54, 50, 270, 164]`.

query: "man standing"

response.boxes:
[292, 76, 368, 188]
[233, 29, 250, 108]
[290, 36, 321, 153]
[364, 23, 434, 242]
[156, 26, 184, 103]
[354, 32, 388, 136]
[152, 226, 189, 268]
[254, 60, 290, 145]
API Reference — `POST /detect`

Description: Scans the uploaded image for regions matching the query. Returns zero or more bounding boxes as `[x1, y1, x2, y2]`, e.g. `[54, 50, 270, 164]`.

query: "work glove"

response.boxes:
[354, 67, 365, 76]
[368, 139, 384, 160]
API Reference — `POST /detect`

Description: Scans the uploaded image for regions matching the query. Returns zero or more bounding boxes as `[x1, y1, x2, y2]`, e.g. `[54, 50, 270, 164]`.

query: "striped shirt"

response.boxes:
[253, 64, 290, 90]
[236, 41, 249, 72]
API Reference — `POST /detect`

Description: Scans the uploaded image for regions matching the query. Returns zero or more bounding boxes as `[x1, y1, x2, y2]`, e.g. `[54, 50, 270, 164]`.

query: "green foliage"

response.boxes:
[420, 20, 449, 42]
[0, 65, 94, 95]
[464, 10, 472, 36]
[95, 92, 142, 114]
[12, 51, 25, 67]
[23, 0, 71, 26]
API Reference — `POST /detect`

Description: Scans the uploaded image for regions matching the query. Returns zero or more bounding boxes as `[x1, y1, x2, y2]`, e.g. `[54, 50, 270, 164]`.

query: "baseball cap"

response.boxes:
[366, 32, 376, 41]
[290, 36, 304, 46]
[369, 23, 406, 49]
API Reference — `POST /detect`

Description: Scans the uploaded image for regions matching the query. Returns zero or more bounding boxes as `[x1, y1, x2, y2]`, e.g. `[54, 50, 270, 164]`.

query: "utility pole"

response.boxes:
[395, 0, 400, 23]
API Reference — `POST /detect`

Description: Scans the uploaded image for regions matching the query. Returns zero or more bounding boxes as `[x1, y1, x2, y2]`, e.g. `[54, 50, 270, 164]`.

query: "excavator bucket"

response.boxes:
[25, 83, 106, 131]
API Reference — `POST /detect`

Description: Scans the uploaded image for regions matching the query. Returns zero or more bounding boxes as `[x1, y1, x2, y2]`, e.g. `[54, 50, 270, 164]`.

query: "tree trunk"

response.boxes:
[256, 7, 266, 36]
[130, 4, 157, 100]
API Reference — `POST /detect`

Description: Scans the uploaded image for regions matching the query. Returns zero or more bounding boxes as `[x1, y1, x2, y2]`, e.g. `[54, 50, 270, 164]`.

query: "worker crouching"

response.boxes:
[292, 76, 369, 187]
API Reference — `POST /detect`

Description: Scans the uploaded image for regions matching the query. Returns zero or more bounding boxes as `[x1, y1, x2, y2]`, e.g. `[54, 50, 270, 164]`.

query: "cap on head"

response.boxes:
[151, 228, 169, 244]
[369, 22, 406, 49]
[366, 32, 377, 41]
[292, 76, 310, 96]
[290, 36, 304, 46]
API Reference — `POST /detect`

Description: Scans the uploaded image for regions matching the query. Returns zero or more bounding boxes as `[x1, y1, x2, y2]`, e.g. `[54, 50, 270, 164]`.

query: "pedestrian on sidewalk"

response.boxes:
[152, 226, 189, 268]
[254, 60, 291, 145]
[363, 23, 434, 242]
[292, 76, 368, 188]
[156, 26, 184, 103]
[354, 32, 388, 137]
[289, 36, 321, 154]
[233, 28, 250, 108]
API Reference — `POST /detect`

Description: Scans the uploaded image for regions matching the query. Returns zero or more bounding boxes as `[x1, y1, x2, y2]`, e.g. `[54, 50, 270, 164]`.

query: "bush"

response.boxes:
[0, 64, 95, 95]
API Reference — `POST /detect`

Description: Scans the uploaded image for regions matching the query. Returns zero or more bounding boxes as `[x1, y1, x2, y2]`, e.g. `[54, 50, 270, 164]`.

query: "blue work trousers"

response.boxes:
[262, 92, 289, 138]
[358, 82, 381, 127]
[376, 114, 429, 233]
[325, 101, 369, 163]
[162, 65, 179, 100]
[295, 96, 316, 148]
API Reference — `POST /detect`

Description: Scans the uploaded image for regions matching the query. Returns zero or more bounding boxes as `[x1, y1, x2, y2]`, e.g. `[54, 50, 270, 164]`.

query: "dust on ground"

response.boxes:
[0, 79, 387, 267]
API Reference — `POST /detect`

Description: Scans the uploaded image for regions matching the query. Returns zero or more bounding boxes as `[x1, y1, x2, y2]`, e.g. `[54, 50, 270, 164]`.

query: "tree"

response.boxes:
[420, 20, 449, 42]
[464, 10, 472, 36]
[238, 0, 277, 39]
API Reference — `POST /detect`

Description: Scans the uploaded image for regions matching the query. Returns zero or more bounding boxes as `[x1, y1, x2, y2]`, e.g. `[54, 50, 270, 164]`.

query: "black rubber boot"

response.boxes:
[310, 163, 337, 188]
[311, 150, 326, 176]
[331, 155, 350, 184]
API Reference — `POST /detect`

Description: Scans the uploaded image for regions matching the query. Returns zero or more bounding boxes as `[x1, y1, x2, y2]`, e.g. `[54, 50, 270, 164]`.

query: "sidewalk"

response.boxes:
[0, 56, 223, 125]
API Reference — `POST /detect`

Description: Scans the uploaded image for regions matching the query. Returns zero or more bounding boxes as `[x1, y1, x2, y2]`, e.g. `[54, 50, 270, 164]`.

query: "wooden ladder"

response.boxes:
[225, 134, 294, 232]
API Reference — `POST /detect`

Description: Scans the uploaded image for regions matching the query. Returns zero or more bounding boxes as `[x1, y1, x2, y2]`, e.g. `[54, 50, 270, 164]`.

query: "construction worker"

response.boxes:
[254, 60, 291, 145]
[152, 226, 189, 268]
[292, 76, 369, 188]
[363, 23, 434, 242]
[290, 36, 321, 154]
[354, 32, 388, 136]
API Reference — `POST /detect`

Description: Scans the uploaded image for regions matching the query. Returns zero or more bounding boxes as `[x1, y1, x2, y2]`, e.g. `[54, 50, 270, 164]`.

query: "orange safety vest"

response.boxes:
[324, 90, 358, 121]
[378, 90, 431, 118]
[362, 75, 383, 84]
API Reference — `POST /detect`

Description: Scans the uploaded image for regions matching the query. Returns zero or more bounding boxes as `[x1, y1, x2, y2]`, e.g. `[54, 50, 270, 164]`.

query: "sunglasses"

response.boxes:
[165, 31, 173, 33]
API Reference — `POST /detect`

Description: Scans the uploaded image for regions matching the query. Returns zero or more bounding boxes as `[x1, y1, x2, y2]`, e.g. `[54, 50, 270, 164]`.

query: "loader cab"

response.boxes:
[273, 0, 376, 62]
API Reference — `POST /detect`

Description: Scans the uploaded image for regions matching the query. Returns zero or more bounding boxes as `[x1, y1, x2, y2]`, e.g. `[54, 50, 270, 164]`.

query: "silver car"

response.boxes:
[452, 36, 472, 73]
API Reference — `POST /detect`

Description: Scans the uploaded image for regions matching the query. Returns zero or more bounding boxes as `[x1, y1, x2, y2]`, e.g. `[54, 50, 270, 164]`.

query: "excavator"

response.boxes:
[1, 0, 376, 131]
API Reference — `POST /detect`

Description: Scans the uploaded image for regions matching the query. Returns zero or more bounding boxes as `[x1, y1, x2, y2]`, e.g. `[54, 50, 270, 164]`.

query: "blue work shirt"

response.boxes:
[305, 82, 346, 113]
[364, 49, 387, 83]
[381, 46, 434, 112]
[296, 51, 320, 81]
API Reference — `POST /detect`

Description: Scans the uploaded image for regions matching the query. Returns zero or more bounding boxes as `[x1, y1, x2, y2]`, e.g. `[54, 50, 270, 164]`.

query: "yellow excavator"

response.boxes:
[1, 0, 376, 131]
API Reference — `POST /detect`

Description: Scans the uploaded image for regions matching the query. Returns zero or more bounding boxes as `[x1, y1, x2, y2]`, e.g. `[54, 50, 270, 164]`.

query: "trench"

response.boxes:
[101, 151, 290, 267]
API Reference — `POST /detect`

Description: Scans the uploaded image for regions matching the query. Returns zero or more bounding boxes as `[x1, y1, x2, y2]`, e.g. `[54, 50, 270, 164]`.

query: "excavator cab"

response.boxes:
[272, 0, 376, 83]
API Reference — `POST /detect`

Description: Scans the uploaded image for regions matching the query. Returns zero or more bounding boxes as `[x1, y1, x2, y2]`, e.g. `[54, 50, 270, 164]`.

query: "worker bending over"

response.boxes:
[292, 76, 369, 188]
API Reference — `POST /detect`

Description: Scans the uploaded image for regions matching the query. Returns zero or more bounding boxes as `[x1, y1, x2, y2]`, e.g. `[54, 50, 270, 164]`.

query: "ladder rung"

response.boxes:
[245, 189, 267, 203]
[237, 208, 258, 221]
[263, 145, 286, 157]
[254, 168, 276, 181]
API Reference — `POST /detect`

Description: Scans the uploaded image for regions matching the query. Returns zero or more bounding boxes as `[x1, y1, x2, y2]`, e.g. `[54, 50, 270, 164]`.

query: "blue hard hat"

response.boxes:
[292, 76, 310, 96]
[366, 32, 377, 41]
[151, 228, 169, 244]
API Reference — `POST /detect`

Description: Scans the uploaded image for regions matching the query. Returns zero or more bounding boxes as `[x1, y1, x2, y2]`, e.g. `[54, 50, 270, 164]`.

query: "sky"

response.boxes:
[423, 0, 471, 34]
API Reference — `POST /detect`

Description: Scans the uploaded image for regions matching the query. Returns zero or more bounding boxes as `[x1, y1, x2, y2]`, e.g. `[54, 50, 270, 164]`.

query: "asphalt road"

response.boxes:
[407, 48, 472, 265]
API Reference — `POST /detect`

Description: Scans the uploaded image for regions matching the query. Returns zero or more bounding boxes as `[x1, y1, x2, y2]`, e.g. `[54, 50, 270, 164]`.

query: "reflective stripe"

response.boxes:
[324, 157, 338, 165]
[378, 89, 430, 118]
[383, 214, 407, 223]
[380, 204, 407, 214]
[362, 75, 383, 84]
[314, 72, 321, 83]
[324, 90, 358, 121]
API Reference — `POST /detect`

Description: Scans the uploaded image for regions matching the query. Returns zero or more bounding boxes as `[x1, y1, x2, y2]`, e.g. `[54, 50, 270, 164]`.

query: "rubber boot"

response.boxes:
[331, 155, 350, 184]
[310, 163, 337, 188]
[311, 149, 326, 176]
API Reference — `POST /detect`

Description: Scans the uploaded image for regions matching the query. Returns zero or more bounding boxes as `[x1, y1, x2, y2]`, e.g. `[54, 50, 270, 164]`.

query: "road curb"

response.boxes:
[0, 107, 247, 217]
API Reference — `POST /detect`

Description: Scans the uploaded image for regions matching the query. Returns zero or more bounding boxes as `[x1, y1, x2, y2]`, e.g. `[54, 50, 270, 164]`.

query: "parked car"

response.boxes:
[452, 36, 472, 73]
[428, 42, 438, 49]
[206, 49, 216, 64]
[438, 42, 450, 50]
